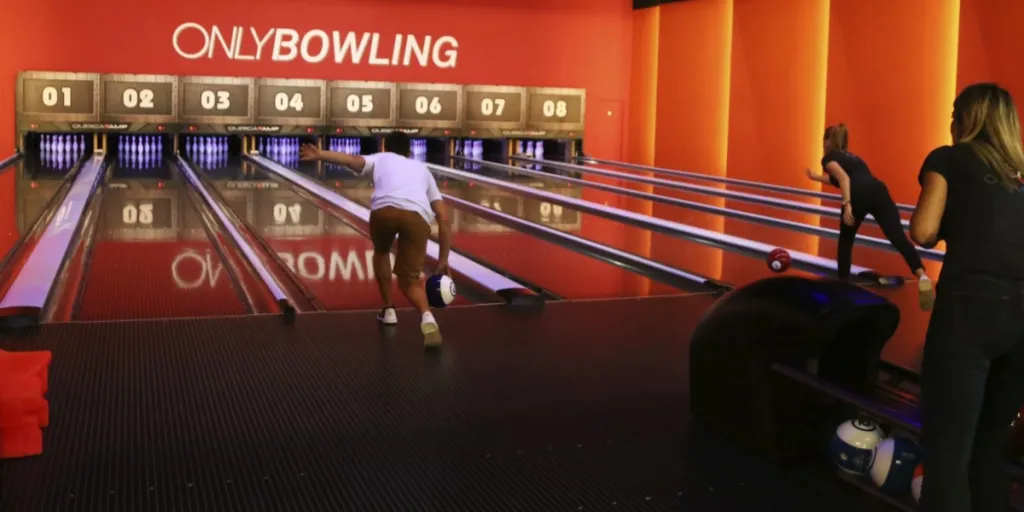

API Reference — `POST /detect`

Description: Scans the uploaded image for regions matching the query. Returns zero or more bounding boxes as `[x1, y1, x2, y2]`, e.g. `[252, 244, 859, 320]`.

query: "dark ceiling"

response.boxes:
[633, 0, 685, 9]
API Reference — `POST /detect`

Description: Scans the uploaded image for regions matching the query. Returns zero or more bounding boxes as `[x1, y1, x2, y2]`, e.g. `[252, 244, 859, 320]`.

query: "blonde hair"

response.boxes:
[953, 83, 1024, 190]
[824, 123, 849, 153]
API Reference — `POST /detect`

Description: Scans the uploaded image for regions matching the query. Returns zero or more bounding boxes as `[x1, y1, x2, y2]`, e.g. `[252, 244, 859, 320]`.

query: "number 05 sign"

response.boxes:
[327, 80, 397, 129]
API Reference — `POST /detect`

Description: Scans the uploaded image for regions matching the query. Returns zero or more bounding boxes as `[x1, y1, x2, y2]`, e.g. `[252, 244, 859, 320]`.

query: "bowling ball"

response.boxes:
[911, 463, 923, 504]
[767, 248, 792, 273]
[830, 418, 885, 475]
[870, 436, 923, 495]
[426, 274, 457, 309]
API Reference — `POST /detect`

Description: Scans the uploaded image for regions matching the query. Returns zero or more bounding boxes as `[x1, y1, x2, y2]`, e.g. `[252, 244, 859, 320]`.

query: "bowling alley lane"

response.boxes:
[194, 156, 471, 311]
[560, 159, 925, 275]
[306, 161, 801, 294]
[73, 154, 249, 321]
[3, 136, 90, 274]
[493, 160, 920, 280]
[290, 161, 687, 300]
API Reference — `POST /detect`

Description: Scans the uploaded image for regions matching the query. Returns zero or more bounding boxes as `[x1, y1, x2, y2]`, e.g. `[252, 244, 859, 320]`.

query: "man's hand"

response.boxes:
[434, 260, 450, 276]
[299, 143, 321, 161]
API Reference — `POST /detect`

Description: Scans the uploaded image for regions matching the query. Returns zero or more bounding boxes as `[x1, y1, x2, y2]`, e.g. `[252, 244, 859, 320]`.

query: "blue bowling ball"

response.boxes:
[870, 436, 923, 495]
[830, 418, 885, 474]
[426, 274, 457, 308]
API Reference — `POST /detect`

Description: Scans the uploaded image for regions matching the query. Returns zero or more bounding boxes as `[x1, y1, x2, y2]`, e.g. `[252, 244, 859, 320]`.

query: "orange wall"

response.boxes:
[627, 0, 990, 284]
[645, 0, 733, 282]
[957, 0, 1024, 107]
[824, 0, 960, 205]
[633, 0, 962, 206]
[721, 0, 829, 283]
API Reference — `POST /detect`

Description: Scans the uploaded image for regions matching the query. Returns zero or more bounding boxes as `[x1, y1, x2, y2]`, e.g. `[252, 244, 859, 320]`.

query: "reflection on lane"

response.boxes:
[578, 160, 913, 265]
[442, 173, 812, 288]
[484, 159, 918, 280]
[305, 161, 690, 300]
[74, 160, 248, 321]
[200, 158, 471, 311]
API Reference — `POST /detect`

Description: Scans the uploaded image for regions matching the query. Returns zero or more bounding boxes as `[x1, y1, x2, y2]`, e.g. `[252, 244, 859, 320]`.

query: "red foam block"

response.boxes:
[0, 350, 51, 394]
[0, 375, 48, 428]
[0, 417, 43, 459]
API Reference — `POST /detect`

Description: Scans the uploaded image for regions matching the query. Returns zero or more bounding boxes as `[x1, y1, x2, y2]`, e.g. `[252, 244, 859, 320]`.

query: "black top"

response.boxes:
[919, 144, 1024, 280]
[821, 150, 878, 190]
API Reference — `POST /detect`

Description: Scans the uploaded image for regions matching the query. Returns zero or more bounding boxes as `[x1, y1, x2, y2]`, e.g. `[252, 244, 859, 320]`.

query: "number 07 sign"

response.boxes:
[463, 85, 527, 134]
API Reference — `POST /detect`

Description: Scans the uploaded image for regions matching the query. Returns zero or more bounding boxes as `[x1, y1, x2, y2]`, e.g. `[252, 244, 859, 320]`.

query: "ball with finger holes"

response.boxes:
[426, 274, 457, 308]
[767, 248, 792, 273]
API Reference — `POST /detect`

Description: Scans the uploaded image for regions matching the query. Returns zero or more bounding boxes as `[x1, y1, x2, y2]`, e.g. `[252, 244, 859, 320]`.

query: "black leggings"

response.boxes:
[837, 181, 924, 279]
[921, 275, 1024, 512]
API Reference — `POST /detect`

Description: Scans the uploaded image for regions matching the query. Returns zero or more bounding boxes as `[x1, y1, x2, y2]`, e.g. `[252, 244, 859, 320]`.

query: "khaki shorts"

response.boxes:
[369, 206, 431, 280]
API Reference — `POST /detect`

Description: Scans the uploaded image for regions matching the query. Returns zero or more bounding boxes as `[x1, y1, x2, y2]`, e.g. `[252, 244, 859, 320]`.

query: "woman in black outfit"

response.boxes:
[805, 124, 934, 309]
[912, 83, 1024, 512]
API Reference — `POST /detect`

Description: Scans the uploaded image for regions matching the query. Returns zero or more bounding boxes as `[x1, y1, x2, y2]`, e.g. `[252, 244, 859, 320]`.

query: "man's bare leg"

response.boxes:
[373, 251, 397, 325]
[398, 274, 440, 346]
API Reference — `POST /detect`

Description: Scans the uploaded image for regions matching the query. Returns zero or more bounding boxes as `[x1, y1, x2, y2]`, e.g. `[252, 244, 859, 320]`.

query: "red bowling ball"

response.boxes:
[767, 248, 791, 273]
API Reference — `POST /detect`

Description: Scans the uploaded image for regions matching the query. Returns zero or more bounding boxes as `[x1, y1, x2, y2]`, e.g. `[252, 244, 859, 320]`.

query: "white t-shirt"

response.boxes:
[360, 152, 442, 224]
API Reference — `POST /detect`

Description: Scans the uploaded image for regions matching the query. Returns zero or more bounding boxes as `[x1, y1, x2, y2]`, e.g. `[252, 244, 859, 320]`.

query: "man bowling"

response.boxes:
[299, 132, 451, 347]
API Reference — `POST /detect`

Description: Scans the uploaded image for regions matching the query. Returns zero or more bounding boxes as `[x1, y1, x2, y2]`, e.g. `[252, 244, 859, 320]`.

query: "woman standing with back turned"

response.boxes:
[911, 83, 1024, 512]
[805, 124, 933, 309]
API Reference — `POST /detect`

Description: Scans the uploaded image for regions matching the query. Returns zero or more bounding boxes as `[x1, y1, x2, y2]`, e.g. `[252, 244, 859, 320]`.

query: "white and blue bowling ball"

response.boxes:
[911, 463, 923, 504]
[870, 436, 923, 495]
[830, 418, 885, 475]
[426, 274, 457, 308]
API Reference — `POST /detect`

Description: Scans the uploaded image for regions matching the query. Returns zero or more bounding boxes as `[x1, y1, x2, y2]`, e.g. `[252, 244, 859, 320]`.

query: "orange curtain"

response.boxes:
[721, 0, 830, 283]
[957, 0, 1024, 107]
[646, 0, 734, 282]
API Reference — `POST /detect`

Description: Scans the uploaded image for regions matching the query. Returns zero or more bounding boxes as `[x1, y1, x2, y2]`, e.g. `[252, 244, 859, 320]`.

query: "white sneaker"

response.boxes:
[377, 307, 398, 325]
[421, 311, 442, 347]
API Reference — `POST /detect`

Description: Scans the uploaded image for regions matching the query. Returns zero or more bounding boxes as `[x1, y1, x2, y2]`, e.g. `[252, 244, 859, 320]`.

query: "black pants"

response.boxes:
[921, 274, 1024, 512]
[837, 181, 924, 279]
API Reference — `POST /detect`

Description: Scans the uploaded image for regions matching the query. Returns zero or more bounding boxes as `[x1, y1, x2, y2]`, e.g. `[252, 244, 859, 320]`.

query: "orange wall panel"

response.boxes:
[723, 0, 829, 277]
[627, 7, 660, 169]
[824, 0, 960, 205]
[957, 0, 1024, 109]
[618, 6, 661, 296]
[648, 0, 733, 282]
